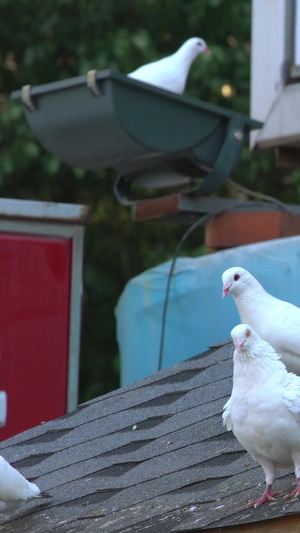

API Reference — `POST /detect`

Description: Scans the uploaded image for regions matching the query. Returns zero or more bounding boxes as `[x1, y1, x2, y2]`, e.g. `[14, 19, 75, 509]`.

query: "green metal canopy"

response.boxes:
[11, 70, 262, 202]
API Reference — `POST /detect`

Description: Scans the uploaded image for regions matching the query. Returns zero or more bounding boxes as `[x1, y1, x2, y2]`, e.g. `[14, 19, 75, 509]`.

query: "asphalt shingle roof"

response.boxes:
[0, 340, 300, 532]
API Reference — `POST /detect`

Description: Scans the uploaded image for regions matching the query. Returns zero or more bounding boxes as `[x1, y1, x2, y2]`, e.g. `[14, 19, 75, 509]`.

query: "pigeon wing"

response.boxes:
[129, 56, 187, 93]
[222, 397, 232, 430]
[0, 457, 32, 501]
[283, 373, 300, 414]
[260, 300, 300, 374]
[272, 300, 300, 351]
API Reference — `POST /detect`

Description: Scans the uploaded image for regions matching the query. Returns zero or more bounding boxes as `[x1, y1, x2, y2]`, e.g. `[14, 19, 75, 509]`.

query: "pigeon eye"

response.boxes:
[246, 329, 251, 338]
[234, 274, 240, 281]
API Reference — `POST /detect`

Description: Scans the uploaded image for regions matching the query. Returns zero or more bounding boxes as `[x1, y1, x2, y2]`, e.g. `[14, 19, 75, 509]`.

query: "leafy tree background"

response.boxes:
[0, 0, 296, 402]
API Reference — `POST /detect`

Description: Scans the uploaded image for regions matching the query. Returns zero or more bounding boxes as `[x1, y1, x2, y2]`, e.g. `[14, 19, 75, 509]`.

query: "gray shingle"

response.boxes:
[0, 340, 298, 532]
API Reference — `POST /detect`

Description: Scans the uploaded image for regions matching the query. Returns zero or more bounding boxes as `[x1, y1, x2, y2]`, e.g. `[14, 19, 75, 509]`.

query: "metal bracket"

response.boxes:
[87, 70, 101, 96]
[114, 175, 134, 205]
[187, 114, 247, 196]
[21, 85, 36, 112]
[114, 114, 248, 204]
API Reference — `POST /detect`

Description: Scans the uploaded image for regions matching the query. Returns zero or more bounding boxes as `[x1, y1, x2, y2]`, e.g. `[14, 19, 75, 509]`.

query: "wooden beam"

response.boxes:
[132, 194, 180, 221]
[205, 211, 300, 249]
[276, 147, 300, 169]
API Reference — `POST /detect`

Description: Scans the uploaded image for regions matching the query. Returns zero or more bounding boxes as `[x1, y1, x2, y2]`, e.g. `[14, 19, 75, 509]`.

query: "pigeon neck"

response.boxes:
[233, 345, 286, 383]
[174, 44, 199, 68]
[233, 281, 266, 308]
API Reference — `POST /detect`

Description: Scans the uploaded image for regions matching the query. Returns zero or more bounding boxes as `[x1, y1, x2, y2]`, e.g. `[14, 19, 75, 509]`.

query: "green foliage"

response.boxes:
[0, 0, 293, 401]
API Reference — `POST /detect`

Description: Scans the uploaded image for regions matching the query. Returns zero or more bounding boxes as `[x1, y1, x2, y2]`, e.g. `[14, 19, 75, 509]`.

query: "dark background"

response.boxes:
[1, 0, 298, 401]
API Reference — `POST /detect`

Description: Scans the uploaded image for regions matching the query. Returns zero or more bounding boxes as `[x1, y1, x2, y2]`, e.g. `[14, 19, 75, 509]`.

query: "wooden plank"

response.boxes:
[276, 147, 300, 169]
[132, 194, 180, 221]
[204, 211, 300, 249]
[281, 212, 300, 236]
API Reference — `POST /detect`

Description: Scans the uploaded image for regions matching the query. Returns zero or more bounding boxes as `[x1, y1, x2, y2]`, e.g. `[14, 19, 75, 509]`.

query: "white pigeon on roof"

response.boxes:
[128, 37, 210, 94]
[223, 323, 300, 508]
[222, 266, 300, 376]
[0, 455, 51, 513]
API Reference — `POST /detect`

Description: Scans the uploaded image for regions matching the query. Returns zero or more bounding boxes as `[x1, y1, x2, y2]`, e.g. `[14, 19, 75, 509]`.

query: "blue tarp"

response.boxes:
[115, 235, 300, 386]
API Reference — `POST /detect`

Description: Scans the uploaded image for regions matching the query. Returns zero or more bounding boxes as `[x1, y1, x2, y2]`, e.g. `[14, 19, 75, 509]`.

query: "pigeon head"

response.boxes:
[231, 324, 259, 354]
[222, 267, 253, 298]
[181, 37, 210, 58]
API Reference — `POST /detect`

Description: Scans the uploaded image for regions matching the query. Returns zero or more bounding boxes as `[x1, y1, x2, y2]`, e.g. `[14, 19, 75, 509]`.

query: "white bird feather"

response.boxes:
[223, 324, 300, 507]
[128, 37, 210, 94]
[0, 455, 51, 513]
[222, 266, 300, 375]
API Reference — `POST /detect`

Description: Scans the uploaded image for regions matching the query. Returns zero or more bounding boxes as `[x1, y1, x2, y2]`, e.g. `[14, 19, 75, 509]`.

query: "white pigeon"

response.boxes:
[222, 266, 300, 376]
[128, 37, 210, 94]
[0, 455, 51, 513]
[223, 324, 300, 508]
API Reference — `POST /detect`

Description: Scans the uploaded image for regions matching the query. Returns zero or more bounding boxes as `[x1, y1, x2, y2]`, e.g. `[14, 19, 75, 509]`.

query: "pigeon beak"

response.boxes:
[236, 340, 245, 354]
[222, 284, 231, 298]
[205, 47, 211, 54]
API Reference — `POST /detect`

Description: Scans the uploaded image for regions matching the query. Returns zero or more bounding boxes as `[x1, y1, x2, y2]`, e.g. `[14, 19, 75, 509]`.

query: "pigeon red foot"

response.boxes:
[284, 478, 300, 499]
[247, 484, 279, 508]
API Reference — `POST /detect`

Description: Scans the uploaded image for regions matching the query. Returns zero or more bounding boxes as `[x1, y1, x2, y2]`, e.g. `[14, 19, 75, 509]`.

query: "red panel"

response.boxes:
[0, 232, 72, 440]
